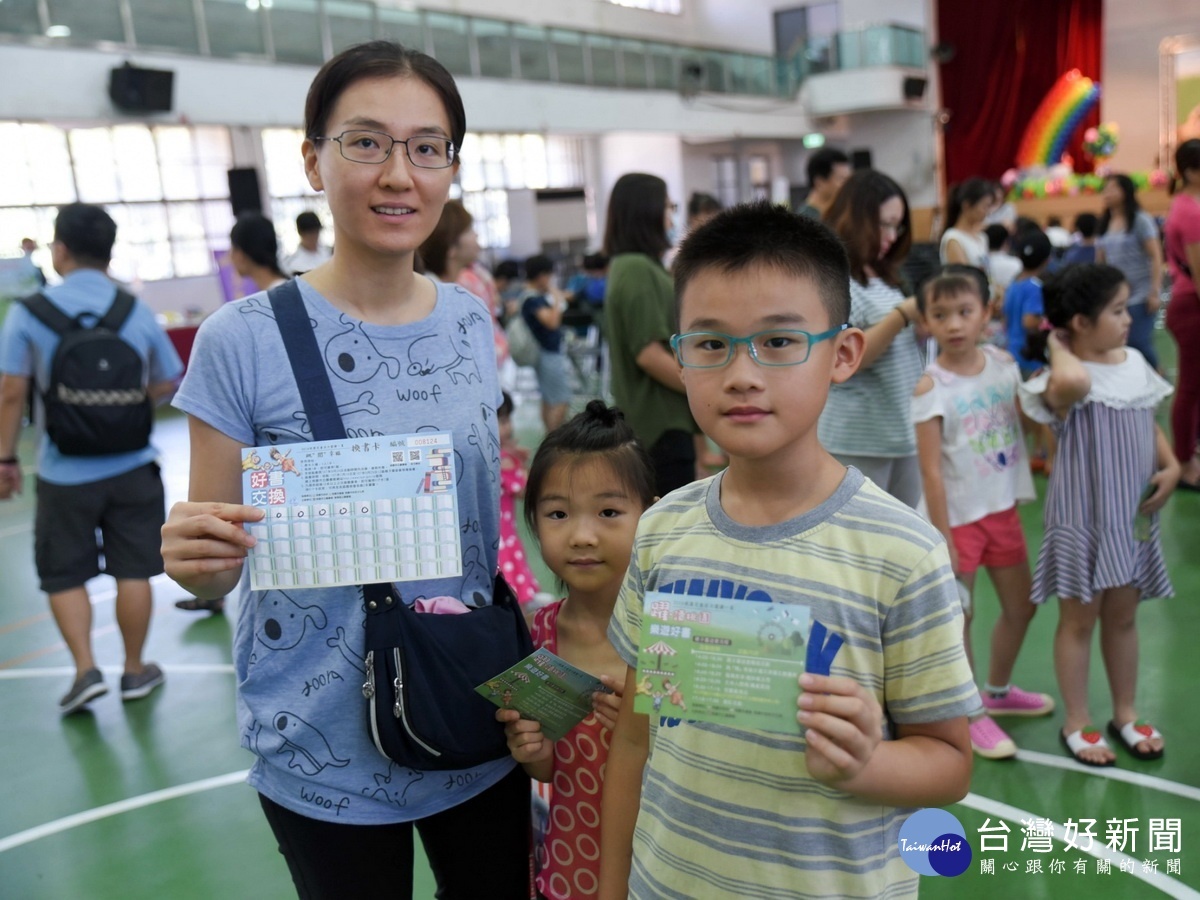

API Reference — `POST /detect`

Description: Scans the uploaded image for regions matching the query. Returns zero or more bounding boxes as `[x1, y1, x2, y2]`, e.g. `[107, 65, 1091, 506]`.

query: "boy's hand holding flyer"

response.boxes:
[632, 591, 843, 732]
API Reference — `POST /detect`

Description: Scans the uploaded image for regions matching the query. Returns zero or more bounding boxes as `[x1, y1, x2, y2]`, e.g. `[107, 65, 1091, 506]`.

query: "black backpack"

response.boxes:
[20, 290, 152, 456]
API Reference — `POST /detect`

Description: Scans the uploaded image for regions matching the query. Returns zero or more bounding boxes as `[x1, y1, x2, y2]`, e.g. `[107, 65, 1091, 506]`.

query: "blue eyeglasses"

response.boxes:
[670, 325, 848, 368]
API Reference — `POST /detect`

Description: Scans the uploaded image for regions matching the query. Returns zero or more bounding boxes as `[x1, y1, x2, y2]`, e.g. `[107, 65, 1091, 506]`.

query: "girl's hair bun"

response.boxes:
[582, 399, 624, 428]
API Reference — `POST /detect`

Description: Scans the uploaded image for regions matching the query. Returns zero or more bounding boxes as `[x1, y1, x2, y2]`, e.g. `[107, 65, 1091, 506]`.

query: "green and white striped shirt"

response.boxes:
[609, 468, 977, 899]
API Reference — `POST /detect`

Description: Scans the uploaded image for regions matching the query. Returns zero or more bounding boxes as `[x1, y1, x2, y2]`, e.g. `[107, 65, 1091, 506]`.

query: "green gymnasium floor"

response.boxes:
[0, 334, 1197, 899]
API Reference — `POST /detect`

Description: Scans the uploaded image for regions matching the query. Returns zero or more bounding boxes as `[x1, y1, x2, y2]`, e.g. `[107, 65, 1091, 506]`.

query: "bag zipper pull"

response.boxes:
[362, 651, 375, 699]
[393, 671, 403, 719]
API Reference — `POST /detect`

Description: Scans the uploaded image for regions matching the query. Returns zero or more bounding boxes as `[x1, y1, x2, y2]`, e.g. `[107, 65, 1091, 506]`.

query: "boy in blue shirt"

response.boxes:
[1003, 229, 1053, 376]
[600, 203, 975, 899]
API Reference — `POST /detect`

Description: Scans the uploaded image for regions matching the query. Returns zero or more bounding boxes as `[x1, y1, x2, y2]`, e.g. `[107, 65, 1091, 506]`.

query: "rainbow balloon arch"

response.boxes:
[1015, 69, 1100, 171]
[1005, 69, 1168, 200]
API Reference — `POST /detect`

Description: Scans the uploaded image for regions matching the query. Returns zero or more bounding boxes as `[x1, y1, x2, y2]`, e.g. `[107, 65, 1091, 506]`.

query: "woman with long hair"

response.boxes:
[160, 41, 530, 898]
[941, 177, 995, 269]
[1096, 173, 1164, 368]
[602, 172, 698, 496]
[819, 169, 923, 506]
[229, 212, 289, 292]
[422, 199, 510, 373]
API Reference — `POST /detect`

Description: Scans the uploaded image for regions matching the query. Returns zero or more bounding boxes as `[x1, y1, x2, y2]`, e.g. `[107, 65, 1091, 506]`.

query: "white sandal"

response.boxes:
[1060, 727, 1115, 767]
[1107, 720, 1164, 760]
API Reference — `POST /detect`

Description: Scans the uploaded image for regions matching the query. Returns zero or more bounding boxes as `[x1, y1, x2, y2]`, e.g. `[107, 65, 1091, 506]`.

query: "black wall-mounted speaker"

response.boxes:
[850, 148, 873, 170]
[108, 64, 175, 113]
[903, 76, 928, 101]
[227, 168, 263, 216]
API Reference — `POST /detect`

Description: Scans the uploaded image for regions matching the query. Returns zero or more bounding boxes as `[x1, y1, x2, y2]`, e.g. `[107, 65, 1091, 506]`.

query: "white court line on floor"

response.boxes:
[1016, 749, 1200, 803]
[959, 793, 1198, 899]
[0, 521, 33, 540]
[0, 770, 250, 854]
[0, 663, 235, 680]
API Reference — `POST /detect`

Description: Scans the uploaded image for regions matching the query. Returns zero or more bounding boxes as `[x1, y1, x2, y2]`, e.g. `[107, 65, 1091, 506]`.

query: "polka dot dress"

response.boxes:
[499, 447, 540, 605]
[530, 601, 609, 900]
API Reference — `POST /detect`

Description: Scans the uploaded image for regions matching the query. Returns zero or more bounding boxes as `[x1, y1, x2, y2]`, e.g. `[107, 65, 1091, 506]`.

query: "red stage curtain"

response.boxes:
[937, 0, 1103, 185]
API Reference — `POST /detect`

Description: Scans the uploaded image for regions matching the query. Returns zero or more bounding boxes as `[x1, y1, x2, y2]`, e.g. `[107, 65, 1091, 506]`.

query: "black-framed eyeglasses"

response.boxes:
[313, 130, 457, 168]
[879, 219, 907, 237]
[670, 325, 848, 369]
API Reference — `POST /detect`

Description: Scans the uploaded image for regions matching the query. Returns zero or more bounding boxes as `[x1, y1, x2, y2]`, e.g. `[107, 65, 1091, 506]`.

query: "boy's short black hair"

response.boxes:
[582, 252, 608, 271]
[984, 223, 1010, 252]
[493, 259, 520, 281]
[806, 147, 850, 186]
[1073, 212, 1099, 239]
[524, 254, 554, 281]
[295, 211, 322, 234]
[54, 203, 117, 267]
[673, 201, 850, 328]
[1013, 229, 1052, 271]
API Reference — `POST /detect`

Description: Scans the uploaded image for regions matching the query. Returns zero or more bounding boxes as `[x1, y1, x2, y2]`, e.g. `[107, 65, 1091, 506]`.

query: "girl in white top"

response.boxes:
[940, 178, 995, 270]
[913, 270, 1051, 761]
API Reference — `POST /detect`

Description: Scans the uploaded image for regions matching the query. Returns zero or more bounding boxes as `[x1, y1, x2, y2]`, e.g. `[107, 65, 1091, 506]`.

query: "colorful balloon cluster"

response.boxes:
[1016, 69, 1101, 170]
[1082, 122, 1119, 161]
[1005, 169, 1169, 200]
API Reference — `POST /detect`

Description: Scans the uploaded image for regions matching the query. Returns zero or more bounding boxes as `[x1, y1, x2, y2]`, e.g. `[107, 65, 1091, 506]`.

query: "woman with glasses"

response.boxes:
[161, 41, 530, 898]
[602, 172, 699, 496]
[818, 169, 924, 507]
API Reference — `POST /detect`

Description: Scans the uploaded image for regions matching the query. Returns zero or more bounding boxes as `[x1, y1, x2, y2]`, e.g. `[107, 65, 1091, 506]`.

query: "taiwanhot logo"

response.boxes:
[898, 808, 972, 877]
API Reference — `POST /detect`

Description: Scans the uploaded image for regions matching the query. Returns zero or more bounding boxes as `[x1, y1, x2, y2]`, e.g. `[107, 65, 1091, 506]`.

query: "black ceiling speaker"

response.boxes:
[903, 76, 928, 101]
[108, 63, 175, 113]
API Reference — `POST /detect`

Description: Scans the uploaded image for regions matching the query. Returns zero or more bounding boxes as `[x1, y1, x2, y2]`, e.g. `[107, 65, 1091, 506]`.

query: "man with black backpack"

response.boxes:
[0, 203, 183, 715]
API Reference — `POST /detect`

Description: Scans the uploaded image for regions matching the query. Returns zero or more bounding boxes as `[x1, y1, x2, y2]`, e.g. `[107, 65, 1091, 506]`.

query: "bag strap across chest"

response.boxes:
[267, 280, 395, 613]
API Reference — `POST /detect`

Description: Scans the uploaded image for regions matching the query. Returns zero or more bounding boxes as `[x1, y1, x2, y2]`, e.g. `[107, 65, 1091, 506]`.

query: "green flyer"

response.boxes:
[633, 591, 812, 733]
[475, 648, 609, 742]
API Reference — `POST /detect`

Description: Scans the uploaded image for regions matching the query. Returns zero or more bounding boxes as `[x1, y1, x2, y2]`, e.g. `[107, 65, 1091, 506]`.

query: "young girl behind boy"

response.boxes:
[497, 391, 541, 605]
[497, 400, 656, 900]
[1019, 263, 1178, 767]
[913, 270, 1053, 761]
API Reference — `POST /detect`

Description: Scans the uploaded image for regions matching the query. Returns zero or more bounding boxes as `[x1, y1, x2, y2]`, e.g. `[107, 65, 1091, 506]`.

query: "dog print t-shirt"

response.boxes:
[174, 278, 510, 825]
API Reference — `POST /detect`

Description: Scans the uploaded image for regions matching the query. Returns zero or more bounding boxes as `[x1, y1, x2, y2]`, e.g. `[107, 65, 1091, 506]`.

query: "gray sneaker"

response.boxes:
[120, 663, 165, 701]
[60, 668, 108, 715]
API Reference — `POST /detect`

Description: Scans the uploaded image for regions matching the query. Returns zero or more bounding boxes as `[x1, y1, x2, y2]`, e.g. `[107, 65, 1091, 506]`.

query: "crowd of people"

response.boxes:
[0, 36, 1198, 900]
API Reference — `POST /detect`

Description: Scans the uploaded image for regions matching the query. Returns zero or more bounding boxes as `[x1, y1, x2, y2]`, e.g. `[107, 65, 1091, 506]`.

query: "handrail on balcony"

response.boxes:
[0, 1, 925, 99]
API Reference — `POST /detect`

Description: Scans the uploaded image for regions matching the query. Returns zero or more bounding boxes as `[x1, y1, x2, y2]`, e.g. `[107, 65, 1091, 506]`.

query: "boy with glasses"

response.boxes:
[600, 202, 975, 899]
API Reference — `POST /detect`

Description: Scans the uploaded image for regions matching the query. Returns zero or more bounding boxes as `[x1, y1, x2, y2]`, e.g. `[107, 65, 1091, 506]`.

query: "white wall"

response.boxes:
[839, 0, 927, 31]
[1103, 0, 1197, 171]
[783, 109, 938, 209]
[595, 132, 685, 238]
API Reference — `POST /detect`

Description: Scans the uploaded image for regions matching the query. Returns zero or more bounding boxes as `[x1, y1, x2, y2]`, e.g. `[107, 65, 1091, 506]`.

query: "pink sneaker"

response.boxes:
[969, 716, 1017, 759]
[980, 685, 1056, 717]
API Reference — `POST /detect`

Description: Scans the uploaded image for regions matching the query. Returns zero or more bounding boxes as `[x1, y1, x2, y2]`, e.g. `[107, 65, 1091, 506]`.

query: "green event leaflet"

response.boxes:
[633, 591, 811, 734]
[475, 648, 609, 743]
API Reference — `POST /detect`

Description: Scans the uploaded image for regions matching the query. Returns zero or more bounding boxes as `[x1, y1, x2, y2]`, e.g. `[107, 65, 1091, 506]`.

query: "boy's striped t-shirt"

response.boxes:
[608, 468, 978, 899]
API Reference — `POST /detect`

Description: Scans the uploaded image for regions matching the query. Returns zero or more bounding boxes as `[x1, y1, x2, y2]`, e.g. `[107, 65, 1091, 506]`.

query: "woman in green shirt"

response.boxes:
[602, 173, 698, 496]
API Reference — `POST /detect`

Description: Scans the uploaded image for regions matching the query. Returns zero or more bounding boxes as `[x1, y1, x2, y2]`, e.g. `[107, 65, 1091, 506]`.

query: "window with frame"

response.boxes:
[261, 127, 331, 257]
[0, 121, 234, 284]
[457, 132, 585, 251]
